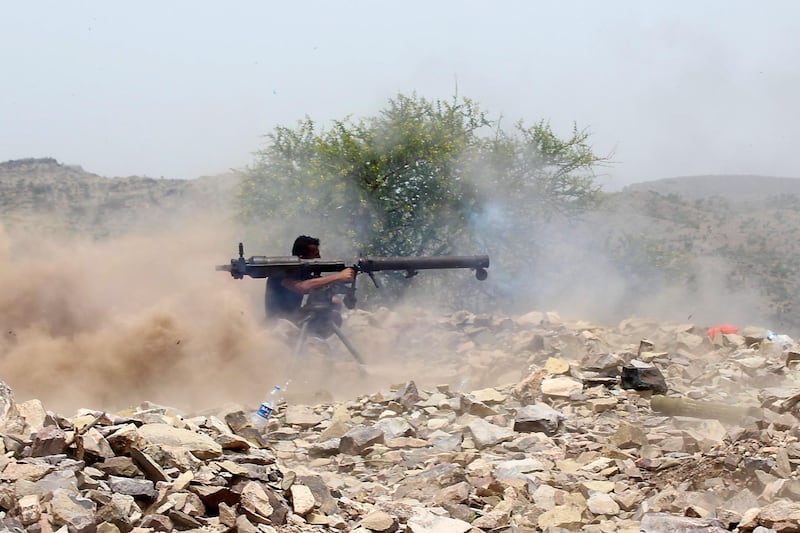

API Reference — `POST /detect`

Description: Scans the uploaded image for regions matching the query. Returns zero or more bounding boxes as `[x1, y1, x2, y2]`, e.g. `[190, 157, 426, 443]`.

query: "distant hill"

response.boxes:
[623, 174, 800, 202]
[0, 158, 237, 238]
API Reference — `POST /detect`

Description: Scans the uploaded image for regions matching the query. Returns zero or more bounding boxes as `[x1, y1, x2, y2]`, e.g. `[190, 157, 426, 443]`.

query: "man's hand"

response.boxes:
[337, 268, 356, 282]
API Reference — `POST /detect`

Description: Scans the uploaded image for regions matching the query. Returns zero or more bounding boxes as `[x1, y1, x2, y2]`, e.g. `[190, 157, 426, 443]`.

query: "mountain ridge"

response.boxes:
[0, 157, 237, 238]
[622, 173, 800, 202]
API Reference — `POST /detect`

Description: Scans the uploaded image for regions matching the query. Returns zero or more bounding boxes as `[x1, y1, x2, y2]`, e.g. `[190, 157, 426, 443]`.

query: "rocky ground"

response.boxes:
[2, 309, 800, 532]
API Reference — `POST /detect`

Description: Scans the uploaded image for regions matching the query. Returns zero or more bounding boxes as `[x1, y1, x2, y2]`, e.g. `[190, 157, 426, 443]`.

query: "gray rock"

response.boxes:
[33, 469, 80, 496]
[239, 481, 273, 524]
[95, 456, 143, 477]
[16, 494, 40, 526]
[129, 446, 170, 482]
[139, 513, 172, 530]
[30, 425, 67, 457]
[308, 437, 341, 457]
[107, 475, 157, 499]
[339, 425, 384, 455]
[0, 380, 14, 428]
[135, 423, 222, 459]
[467, 418, 514, 449]
[374, 417, 416, 440]
[406, 509, 471, 533]
[494, 458, 545, 480]
[640, 512, 728, 532]
[297, 474, 339, 515]
[50, 488, 96, 533]
[513, 403, 563, 435]
[284, 405, 324, 428]
[95, 492, 138, 531]
[394, 381, 421, 411]
[620, 363, 668, 394]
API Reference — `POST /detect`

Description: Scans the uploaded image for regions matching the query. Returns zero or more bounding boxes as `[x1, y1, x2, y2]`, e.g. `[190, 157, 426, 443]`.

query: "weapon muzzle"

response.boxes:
[358, 255, 490, 279]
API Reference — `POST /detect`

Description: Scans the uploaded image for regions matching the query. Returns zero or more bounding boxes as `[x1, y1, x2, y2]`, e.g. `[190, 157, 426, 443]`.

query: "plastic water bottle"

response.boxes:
[765, 330, 793, 350]
[251, 385, 282, 429]
[776, 334, 795, 351]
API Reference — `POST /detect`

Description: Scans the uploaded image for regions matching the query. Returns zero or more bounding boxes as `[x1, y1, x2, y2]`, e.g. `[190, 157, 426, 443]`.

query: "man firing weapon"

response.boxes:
[217, 235, 490, 365]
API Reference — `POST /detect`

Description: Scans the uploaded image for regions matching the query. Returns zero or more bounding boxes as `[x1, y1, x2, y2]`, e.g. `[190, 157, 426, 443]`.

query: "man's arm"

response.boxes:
[282, 268, 355, 294]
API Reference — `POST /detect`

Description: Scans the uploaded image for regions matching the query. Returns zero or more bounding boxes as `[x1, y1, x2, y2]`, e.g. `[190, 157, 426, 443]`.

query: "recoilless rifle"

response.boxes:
[217, 243, 490, 365]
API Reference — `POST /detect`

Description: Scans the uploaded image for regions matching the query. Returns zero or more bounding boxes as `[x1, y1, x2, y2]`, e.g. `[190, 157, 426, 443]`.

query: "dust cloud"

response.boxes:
[0, 216, 491, 417]
[463, 195, 774, 335]
[0, 220, 297, 415]
[526, 221, 772, 331]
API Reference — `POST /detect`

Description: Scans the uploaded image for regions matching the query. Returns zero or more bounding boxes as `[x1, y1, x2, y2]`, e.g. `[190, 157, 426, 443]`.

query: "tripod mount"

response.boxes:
[292, 285, 366, 369]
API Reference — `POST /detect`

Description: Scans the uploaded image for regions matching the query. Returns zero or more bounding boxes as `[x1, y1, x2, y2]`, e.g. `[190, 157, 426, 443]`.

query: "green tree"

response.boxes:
[476, 121, 604, 222]
[240, 94, 604, 249]
[464, 121, 606, 276]
[239, 94, 491, 256]
[238, 93, 608, 307]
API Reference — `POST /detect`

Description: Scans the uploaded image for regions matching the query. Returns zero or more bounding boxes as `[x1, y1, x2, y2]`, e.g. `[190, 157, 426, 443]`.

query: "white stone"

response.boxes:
[541, 377, 583, 397]
[289, 484, 315, 516]
[587, 493, 620, 515]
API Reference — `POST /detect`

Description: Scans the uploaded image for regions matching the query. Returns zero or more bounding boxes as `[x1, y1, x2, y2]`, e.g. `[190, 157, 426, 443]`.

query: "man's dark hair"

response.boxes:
[292, 235, 320, 257]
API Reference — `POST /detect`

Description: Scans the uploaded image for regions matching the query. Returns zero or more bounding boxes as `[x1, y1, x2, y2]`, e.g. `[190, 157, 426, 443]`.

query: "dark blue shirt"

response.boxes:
[265, 271, 311, 320]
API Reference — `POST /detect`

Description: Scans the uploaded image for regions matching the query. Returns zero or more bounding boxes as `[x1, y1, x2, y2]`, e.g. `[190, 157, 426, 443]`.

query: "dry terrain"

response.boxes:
[2, 158, 800, 531]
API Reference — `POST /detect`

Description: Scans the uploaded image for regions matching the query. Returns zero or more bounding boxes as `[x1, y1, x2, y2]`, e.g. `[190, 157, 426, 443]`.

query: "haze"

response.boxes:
[2, 1, 799, 189]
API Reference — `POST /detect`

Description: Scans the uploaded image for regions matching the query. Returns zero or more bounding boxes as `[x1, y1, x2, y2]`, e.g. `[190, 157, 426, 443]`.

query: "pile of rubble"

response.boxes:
[3, 310, 800, 532]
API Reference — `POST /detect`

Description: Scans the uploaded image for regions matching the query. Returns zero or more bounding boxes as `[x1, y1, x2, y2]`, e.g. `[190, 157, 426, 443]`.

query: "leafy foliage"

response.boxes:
[237, 93, 608, 306]
[475, 121, 604, 222]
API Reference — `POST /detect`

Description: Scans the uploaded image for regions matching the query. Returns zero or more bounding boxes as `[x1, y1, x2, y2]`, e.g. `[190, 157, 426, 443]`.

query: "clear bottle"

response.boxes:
[251, 385, 282, 429]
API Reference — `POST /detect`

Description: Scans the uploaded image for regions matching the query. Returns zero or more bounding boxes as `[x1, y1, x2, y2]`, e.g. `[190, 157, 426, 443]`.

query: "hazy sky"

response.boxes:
[2, 1, 798, 189]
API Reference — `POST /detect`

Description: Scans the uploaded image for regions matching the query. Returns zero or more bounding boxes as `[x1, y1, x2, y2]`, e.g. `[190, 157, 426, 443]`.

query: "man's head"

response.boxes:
[292, 235, 320, 259]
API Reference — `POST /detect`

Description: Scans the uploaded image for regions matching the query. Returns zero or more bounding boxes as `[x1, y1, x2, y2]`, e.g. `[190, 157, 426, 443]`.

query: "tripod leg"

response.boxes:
[293, 319, 310, 357]
[329, 321, 367, 369]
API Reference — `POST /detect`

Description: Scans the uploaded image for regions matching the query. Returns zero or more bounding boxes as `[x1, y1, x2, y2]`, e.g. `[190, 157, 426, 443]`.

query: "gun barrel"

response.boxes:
[359, 255, 490, 272]
[217, 243, 490, 282]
